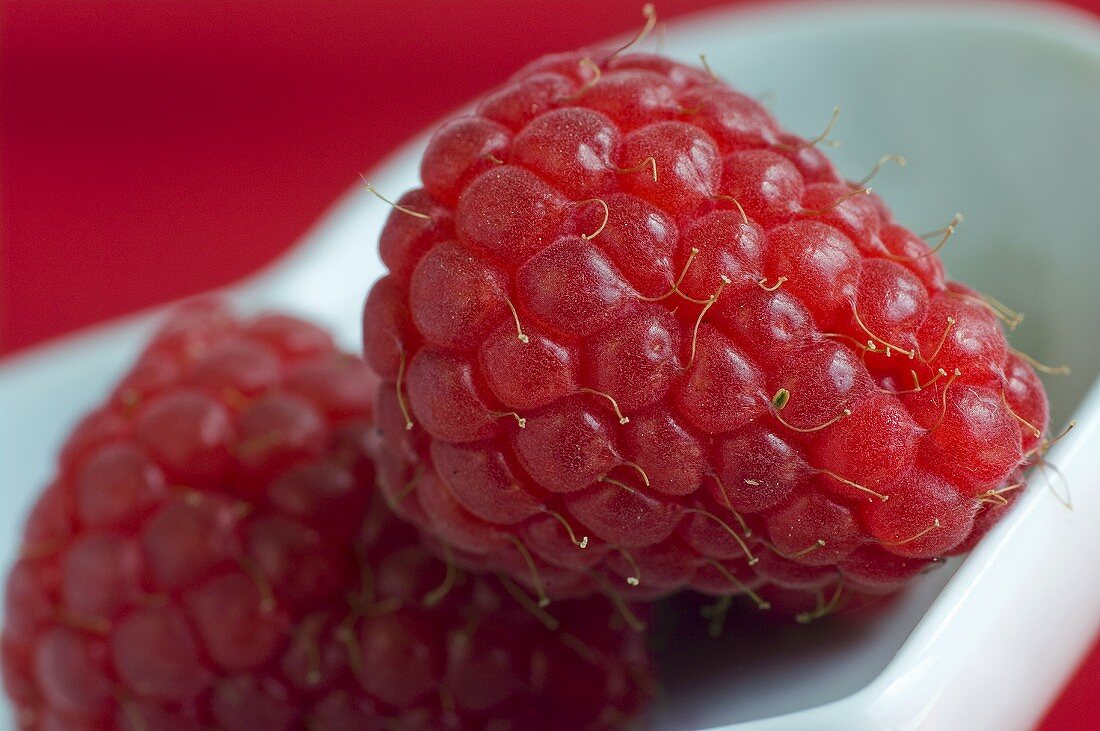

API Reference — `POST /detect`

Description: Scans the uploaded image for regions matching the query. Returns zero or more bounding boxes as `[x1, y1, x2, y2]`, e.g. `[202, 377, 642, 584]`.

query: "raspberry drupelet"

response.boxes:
[363, 44, 1053, 611]
[1, 302, 653, 730]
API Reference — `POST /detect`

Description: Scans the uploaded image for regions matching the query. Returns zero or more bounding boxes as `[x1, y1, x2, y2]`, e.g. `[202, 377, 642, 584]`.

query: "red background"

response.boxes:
[1, 0, 1096, 726]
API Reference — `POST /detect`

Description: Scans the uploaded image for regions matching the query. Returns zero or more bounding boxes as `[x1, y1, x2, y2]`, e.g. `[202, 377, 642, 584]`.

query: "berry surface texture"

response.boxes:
[363, 45, 1049, 611]
[1, 303, 652, 730]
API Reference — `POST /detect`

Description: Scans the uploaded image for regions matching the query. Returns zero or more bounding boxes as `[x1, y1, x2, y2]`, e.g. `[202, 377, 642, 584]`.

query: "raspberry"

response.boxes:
[2, 303, 653, 729]
[364, 44, 1052, 612]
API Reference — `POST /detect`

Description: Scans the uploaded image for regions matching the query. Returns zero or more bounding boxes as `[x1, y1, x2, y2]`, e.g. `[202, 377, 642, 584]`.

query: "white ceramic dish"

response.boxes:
[3, 2, 1099, 728]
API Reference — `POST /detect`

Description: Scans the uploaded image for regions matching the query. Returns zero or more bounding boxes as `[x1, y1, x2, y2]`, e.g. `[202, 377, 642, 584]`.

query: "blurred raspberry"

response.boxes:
[2, 302, 652, 729]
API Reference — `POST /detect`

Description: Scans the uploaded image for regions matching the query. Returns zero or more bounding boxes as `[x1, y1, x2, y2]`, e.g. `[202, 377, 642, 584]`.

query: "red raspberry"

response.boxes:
[363, 46, 1051, 610]
[2, 303, 652, 729]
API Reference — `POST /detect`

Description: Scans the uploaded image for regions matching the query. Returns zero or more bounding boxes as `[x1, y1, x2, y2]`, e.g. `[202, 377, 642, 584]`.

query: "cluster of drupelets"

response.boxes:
[362, 4, 1072, 630]
[2, 303, 654, 729]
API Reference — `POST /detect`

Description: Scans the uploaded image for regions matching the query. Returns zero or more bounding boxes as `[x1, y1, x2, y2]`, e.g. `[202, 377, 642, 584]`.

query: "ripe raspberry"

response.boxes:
[363, 43, 1052, 610]
[2, 302, 652, 729]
